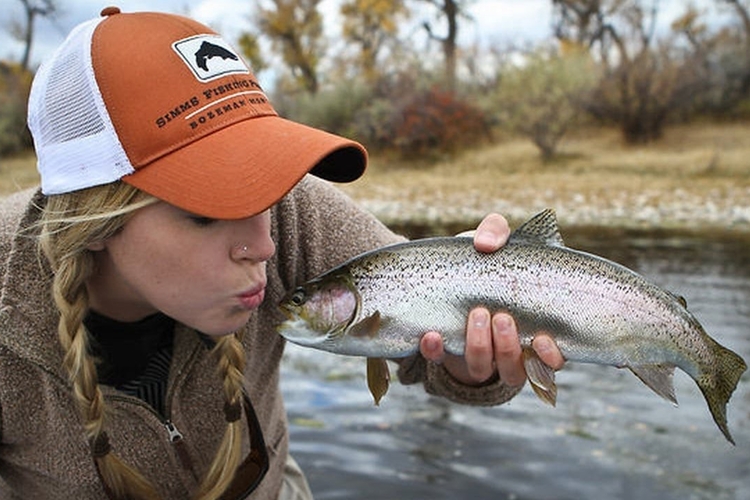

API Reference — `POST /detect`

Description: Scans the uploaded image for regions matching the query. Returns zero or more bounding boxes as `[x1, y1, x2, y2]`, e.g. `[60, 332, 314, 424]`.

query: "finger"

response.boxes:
[491, 313, 526, 386]
[532, 334, 565, 370]
[464, 308, 494, 381]
[473, 213, 510, 253]
[419, 331, 445, 363]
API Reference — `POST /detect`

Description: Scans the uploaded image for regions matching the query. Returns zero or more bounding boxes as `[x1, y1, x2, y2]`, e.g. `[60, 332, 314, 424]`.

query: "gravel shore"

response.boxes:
[342, 183, 750, 235]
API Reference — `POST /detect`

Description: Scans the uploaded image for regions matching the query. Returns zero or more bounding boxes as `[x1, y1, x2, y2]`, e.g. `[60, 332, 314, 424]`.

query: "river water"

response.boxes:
[279, 228, 750, 500]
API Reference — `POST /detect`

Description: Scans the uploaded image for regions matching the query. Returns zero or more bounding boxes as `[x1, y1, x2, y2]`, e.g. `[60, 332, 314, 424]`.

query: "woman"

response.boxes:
[0, 7, 563, 500]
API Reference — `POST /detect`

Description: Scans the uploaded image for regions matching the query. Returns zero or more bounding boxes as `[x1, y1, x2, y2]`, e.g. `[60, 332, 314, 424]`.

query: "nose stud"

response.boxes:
[233, 243, 250, 259]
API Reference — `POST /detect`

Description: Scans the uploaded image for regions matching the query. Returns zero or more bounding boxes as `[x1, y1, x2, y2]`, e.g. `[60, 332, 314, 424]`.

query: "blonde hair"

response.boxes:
[38, 182, 246, 499]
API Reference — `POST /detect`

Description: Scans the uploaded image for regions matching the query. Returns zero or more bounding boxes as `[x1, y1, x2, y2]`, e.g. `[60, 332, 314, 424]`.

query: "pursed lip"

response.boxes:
[237, 283, 266, 309]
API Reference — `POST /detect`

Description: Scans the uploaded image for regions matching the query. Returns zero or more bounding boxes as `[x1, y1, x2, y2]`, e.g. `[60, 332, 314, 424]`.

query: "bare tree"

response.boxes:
[553, 0, 711, 143]
[553, 0, 615, 67]
[420, 0, 473, 90]
[721, 0, 750, 37]
[717, 0, 750, 97]
[10, 0, 57, 71]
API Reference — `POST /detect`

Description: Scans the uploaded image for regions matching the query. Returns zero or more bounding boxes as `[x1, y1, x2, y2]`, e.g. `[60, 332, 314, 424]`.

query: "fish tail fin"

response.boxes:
[697, 345, 747, 445]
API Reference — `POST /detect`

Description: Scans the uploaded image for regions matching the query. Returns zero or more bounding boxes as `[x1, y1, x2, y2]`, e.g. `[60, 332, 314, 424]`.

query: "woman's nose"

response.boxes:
[231, 238, 275, 262]
[231, 213, 276, 262]
[232, 237, 276, 262]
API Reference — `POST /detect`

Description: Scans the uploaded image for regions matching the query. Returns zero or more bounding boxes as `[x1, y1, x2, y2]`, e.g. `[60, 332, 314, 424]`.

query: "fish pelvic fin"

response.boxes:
[628, 364, 678, 406]
[367, 357, 390, 406]
[523, 349, 558, 407]
[696, 345, 747, 445]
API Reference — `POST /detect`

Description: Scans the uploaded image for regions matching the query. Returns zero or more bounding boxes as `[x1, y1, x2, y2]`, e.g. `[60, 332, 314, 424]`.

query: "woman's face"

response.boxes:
[86, 201, 275, 337]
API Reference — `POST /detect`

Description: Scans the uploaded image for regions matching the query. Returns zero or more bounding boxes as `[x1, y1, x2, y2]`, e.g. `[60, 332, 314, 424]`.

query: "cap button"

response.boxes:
[100, 6, 121, 17]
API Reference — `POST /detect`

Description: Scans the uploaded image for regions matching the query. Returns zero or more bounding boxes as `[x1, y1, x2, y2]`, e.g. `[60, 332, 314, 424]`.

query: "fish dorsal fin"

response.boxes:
[509, 209, 565, 247]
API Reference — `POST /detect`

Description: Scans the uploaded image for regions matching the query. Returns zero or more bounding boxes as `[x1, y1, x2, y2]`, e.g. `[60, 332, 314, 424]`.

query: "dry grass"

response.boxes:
[339, 123, 750, 232]
[2, 123, 749, 231]
[0, 152, 40, 195]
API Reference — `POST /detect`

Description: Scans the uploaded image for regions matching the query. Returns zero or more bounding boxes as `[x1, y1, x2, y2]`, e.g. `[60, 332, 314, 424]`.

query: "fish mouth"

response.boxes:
[277, 305, 309, 329]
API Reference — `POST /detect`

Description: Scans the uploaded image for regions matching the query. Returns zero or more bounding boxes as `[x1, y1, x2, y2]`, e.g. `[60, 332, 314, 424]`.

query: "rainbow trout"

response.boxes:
[278, 210, 747, 443]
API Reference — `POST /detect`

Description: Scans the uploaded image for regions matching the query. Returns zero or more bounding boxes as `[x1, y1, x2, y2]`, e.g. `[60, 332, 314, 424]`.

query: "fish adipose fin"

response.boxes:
[523, 349, 558, 407]
[628, 364, 678, 405]
[664, 290, 689, 308]
[367, 357, 390, 406]
[510, 209, 565, 247]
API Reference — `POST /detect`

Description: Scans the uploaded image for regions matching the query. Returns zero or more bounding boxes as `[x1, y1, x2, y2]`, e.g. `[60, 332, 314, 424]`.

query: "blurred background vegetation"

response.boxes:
[2, 0, 750, 164]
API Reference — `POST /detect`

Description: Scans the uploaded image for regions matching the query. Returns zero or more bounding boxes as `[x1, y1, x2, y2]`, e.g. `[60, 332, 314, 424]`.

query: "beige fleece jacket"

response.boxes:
[0, 176, 521, 499]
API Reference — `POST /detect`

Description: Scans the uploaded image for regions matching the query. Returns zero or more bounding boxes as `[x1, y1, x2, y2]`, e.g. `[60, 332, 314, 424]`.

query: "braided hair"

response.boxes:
[38, 182, 247, 499]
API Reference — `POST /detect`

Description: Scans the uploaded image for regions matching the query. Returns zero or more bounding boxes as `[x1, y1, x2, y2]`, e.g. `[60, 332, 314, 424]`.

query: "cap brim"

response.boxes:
[121, 116, 367, 219]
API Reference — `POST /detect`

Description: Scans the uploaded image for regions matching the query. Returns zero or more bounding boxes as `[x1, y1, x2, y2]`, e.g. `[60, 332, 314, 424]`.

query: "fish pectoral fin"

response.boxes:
[367, 357, 390, 406]
[628, 364, 678, 406]
[349, 311, 382, 338]
[523, 348, 558, 407]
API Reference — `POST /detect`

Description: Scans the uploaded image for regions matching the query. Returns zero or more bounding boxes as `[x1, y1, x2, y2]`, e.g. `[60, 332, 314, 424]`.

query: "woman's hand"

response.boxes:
[418, 213, 565, 386]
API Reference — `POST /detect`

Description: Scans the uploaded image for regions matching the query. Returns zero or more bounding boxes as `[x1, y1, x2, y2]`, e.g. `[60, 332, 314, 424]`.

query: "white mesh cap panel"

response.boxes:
[27, 17, 135, 195]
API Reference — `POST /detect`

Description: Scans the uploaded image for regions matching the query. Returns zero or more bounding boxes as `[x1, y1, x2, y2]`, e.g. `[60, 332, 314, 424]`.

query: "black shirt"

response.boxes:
[86, 310, 175, 417]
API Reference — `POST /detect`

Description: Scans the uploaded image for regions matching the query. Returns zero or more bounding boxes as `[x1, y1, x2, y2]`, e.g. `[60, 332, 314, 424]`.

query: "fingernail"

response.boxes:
[493, 314, 512, 333]
[534, 336, 551, 354]
[425, 335, 441, 352]
[471, 309, 489, 329]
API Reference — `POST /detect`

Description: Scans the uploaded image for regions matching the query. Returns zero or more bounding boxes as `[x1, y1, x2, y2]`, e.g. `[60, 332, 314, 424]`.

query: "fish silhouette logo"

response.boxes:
[173, 35, 249, 82]
[195, 41, 239, 71]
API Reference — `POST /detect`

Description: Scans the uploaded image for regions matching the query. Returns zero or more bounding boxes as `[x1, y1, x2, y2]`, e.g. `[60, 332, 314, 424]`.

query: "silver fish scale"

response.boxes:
[343, 237, 703, 376]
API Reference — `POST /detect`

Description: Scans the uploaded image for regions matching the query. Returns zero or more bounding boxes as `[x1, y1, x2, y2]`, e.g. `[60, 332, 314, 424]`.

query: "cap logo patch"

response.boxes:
[173, 35, 249, 82]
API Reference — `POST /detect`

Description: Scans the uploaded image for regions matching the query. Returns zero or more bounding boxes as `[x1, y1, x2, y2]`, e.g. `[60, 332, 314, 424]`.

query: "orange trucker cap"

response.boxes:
[27, 7, 367, 219]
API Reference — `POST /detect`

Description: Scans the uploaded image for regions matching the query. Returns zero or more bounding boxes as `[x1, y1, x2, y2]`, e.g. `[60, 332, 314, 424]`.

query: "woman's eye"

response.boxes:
[189, 216, 218, 227]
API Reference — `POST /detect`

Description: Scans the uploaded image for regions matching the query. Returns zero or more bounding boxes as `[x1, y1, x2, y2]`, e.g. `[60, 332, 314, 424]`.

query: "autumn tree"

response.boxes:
[339, 0, 409, 83]
[237, 32, 269, 75]
[254, 0, 326, 94]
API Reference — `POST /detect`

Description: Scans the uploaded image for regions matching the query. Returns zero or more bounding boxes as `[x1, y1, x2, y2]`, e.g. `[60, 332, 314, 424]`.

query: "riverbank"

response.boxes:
[338, 123, 750, 236]
[3, 123, 749, 235]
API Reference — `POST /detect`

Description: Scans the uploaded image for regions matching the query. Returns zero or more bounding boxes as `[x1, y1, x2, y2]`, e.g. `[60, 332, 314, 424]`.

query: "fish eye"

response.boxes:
[290, 288, 306, 306]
